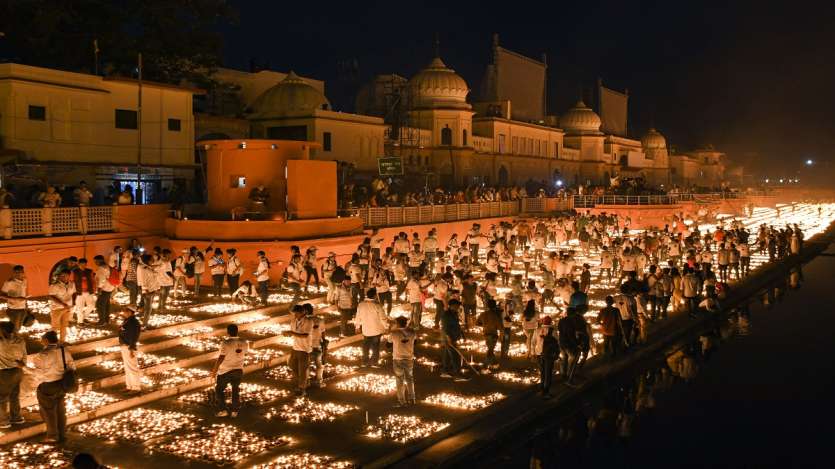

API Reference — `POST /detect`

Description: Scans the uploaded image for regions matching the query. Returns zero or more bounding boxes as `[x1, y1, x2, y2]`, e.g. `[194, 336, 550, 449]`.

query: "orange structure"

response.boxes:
[202, 139, 319, 217]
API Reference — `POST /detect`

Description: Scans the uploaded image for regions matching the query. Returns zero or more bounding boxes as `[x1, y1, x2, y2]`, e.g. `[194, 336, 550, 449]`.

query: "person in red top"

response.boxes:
[72, 258, 96, 324]
[596, 295, 622, 360]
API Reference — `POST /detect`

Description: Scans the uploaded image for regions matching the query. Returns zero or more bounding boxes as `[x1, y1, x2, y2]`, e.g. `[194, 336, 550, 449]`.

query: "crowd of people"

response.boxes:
[0, 206, 808, 443]
[0, 180, 188, 209]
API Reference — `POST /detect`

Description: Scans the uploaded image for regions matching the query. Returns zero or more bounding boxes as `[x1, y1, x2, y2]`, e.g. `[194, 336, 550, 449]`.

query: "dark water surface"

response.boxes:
[471, 252, 835, 469]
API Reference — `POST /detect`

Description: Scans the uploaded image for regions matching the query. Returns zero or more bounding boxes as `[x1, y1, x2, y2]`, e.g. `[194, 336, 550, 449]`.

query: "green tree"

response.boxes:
[0, 0, 237, 84]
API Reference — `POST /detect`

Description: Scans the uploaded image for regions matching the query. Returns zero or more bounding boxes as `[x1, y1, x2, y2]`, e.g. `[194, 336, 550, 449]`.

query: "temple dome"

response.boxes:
[248, 71, 330, 119]
[408, 57, 471, 110]
[641, 128, 667, 150]
[560, 100, 601, 134]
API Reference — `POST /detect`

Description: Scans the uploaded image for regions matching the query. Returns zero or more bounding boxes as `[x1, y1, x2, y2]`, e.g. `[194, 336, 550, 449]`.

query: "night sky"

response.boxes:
[222, 0, 835, 180]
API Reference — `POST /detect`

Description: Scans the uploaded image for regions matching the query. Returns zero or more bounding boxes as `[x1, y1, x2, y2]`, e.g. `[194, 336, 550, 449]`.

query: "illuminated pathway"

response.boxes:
[1, 203, 833, 468]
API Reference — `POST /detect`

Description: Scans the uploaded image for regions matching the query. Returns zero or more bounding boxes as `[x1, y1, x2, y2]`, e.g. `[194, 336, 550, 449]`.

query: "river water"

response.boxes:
[469, 250, 835, 469]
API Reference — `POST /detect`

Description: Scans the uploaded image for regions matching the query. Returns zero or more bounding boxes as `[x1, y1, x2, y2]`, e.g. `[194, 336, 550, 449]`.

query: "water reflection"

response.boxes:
[496, 268, 803, 469]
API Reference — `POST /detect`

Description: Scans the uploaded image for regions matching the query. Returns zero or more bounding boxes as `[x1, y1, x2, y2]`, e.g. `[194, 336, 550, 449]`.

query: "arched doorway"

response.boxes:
[498, 166, 509, 186]
[441, 126, 452, 146]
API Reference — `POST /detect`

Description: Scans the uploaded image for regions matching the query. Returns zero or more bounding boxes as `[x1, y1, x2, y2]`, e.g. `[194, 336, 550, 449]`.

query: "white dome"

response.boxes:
[248, 71, 331, 119]
[560, 100, 601, 134]
[641, 128, 667, 150]
[408, 57, 470, 110]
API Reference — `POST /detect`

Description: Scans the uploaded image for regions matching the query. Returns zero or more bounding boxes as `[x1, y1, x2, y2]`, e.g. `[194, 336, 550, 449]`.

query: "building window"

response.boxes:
[115, 109, 138, 129]
[512, 136, 518, 154]
[498, 134, 507, 153]
[323, 132, 332, 151]
[554, 142, 559, 158]
[28, 105, 46, 121]
[441, 126, 452, 145]
[167, 118, 181, 131]
[462, 129, 468, 146]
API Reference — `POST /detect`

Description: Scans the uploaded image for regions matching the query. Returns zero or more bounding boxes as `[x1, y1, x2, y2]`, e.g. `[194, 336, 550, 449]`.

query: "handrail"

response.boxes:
[1, 205, 116, 240]
[348, 200, 522, 227]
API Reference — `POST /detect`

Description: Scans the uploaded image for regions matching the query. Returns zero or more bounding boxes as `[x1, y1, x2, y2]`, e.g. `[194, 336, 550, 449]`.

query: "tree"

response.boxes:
[0, 0, 237, 84]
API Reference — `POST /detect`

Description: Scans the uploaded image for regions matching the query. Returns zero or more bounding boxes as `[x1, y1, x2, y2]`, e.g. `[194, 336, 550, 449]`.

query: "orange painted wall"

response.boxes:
[202, 139, 320, 217]
[286, 160, 337, 219]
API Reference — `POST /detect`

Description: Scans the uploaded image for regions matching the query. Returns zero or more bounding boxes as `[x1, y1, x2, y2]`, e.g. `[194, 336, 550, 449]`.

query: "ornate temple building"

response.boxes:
[197, 42, 740, 189]
[0, 37, 742, 196]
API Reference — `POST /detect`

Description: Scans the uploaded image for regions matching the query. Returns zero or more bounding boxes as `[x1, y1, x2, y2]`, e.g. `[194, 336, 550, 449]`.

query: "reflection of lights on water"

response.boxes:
[75, 408, 199, 442]
[334, 373, 397, 395]
[148, 423, 292, 465]
[265, 397, 359, 423]
[364, 414, 450, 443]
[178, 382, 289, 405]
[422, 392, 506, 410]
[250, 453, 353, 469]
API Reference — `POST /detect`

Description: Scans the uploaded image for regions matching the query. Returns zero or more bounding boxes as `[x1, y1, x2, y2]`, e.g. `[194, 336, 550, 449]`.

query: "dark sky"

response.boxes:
[222, 0, 835, 179]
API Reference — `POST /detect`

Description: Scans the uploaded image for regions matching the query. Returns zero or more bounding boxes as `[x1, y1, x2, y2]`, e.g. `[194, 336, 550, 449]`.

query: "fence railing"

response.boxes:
[572, 191, 770, 208]
[1, 206, 116, 239]
[352, 201, 521, 227]
[520, 198, 573, 213]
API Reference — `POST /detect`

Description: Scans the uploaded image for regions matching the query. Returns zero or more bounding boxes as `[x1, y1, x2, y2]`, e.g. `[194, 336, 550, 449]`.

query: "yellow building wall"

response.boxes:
[0, 64, 195, 167]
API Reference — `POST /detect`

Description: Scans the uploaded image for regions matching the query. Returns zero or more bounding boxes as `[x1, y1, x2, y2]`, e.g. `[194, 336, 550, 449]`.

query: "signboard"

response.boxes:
[377, 156, 403, 176]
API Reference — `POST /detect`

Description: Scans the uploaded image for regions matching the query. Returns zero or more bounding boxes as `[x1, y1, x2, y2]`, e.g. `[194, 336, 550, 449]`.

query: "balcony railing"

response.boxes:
[572, 191, 770, 209]
[1, 206, 116, 239]
[352, 201, 521, 227]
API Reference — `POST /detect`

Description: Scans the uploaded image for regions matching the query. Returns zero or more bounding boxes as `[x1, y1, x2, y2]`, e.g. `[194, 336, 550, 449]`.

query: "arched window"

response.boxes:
[462, 129, 468, 146]
[498, 166, 509, 186]
[441, 126, 452, 146]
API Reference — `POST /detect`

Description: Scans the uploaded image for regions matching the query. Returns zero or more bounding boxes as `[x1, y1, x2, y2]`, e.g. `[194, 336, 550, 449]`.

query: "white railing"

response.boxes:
[353, 201, 521, 227]
[1, 206, 116, 239]
[520, 198, 573, 213]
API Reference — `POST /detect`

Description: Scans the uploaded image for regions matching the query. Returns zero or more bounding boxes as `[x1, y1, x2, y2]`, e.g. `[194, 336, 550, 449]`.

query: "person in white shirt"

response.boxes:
[156, 249, 174, 312]
[108, 246, 122, 270]
[307, 305, 327, 388]
[225, 249, 243, 294]
[423, 229, 439, 264]
[48, 271, 75, 343]
[232, 281, 259, 305]
[285, 305, 313, 396]
[208, 248, 226, 297]
[31, 330, 75, 443]
[93, 256, 115, 326]
[1, 265, 28, 332]
[390, 316, 416, 407]
[286, 254, 304, 303]
[254, 251, 271, 304]
[355, 289, 389, 367]
[370, 228, 386, 262]
[0, 322, 27, 428]
[136, 254, 160, 327]
[335, 279, 355, 336]
[211, 324, 249, 417]
[322, 252, 338, 304]
[172, 249, 188, 299]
